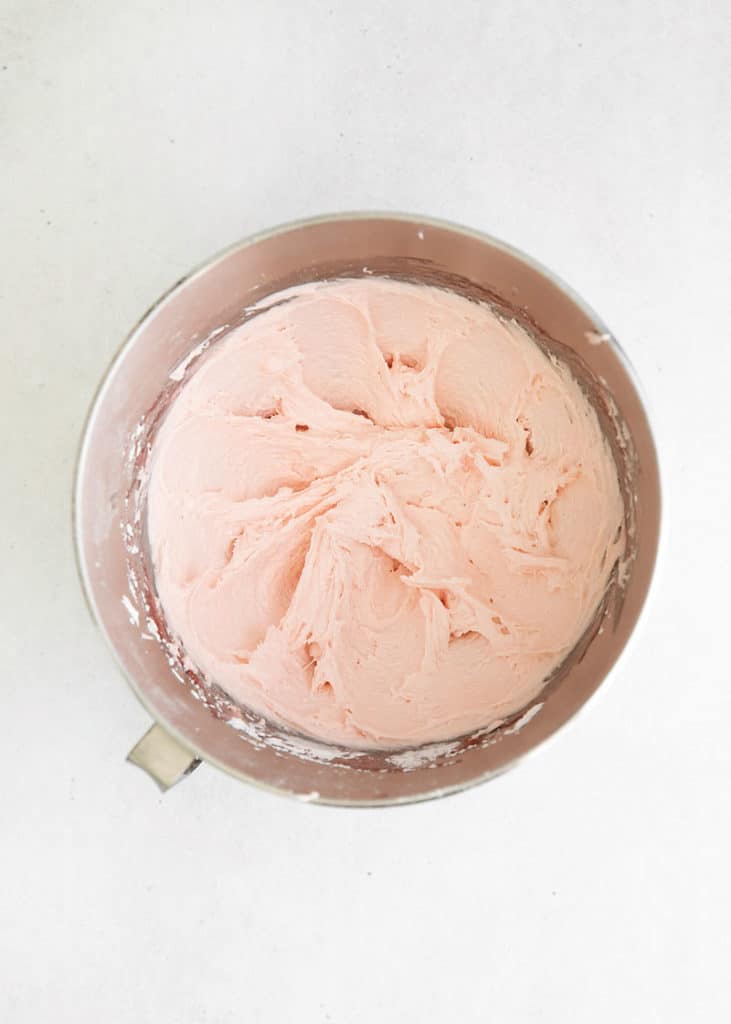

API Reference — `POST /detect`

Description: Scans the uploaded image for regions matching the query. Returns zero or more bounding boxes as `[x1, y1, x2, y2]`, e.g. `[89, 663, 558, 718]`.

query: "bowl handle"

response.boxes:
[127, 723, 201, 791]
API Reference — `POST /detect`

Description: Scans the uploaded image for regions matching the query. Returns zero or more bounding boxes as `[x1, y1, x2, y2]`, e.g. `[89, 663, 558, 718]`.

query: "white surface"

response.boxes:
[2, 2, 729, 1021]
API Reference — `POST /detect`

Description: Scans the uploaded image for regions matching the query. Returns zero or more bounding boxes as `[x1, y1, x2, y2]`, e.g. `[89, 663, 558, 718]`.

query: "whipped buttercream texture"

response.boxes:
[147, 278, 624, 748]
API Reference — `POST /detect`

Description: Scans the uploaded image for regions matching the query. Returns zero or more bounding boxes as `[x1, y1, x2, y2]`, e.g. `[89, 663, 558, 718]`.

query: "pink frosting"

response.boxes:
[147, 279, 624, 748]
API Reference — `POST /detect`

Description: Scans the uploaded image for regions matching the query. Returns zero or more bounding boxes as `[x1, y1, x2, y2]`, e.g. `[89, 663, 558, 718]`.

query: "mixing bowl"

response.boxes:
[73, 213, 660, 804]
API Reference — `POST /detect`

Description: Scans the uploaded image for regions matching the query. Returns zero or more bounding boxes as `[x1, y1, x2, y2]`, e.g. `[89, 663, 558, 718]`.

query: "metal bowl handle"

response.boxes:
[127, 724, 201, 791]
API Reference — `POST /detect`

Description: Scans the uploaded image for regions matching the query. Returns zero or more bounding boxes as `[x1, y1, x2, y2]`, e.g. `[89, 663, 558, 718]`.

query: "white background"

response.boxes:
[3, 1, 730, 1021]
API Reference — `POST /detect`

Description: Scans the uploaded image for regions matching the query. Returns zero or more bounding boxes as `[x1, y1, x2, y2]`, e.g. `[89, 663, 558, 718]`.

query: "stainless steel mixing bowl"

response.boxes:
[73, 213, 661, 804]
